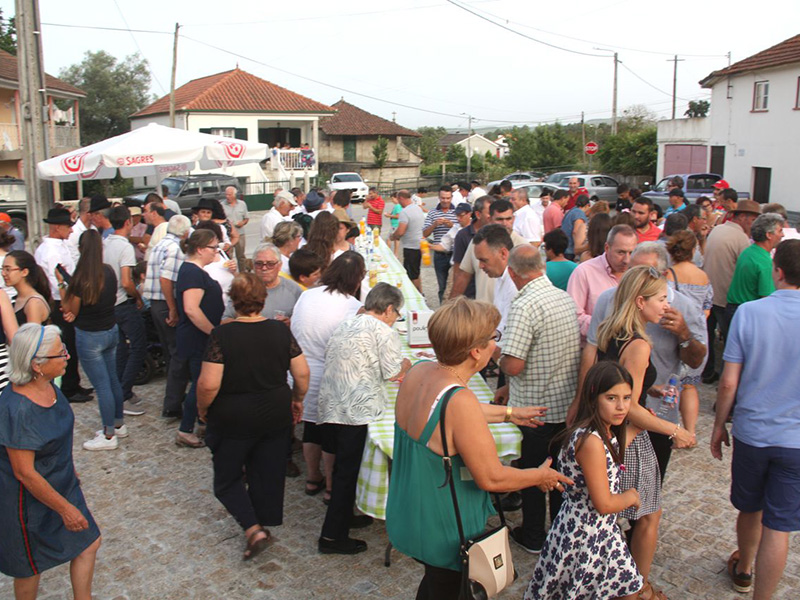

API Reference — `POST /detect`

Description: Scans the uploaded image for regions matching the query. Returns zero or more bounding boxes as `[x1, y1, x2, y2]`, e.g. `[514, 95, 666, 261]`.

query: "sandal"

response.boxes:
[637, 581, 668, 600]
[305, 478, 325, 496]
[323, 489, 332, 505]
[243, 527, 271, 561]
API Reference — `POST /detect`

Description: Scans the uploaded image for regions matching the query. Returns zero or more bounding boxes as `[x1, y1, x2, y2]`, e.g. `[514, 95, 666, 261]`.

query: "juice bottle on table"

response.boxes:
[420, 238, 431, 266]
[373, 226, 380, 246]
[359, 217, 366, 237]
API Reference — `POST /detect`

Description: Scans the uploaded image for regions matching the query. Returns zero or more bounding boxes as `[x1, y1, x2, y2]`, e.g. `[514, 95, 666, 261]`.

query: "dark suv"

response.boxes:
[126, 174, 241, 214]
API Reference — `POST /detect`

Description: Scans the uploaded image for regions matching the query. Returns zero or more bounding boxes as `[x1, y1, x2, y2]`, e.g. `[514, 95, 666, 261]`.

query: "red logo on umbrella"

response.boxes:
[61, 151, 91, 174]
[216, 140, 245, 160]
[78, 162, 103, 180]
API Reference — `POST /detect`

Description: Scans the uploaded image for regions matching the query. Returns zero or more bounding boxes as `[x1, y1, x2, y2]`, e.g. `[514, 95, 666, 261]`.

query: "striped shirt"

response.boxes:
[423, 204, 458, 245]
[143, 234, 184, 301]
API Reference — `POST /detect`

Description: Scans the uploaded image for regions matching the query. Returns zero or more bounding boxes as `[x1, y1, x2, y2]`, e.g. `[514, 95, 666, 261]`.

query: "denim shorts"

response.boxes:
[731, 437, 800, 532]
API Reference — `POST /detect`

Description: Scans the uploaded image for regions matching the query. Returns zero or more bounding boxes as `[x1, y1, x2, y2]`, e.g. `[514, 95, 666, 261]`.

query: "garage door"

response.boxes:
[664, 145, 708, 175]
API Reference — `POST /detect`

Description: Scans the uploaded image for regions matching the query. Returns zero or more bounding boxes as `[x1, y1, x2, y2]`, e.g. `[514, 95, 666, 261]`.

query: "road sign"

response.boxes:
[585, 141, 599, 155]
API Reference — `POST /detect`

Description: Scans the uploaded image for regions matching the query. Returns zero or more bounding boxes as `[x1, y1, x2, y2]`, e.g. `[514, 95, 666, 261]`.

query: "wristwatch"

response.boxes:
[679, 336, 693, 349]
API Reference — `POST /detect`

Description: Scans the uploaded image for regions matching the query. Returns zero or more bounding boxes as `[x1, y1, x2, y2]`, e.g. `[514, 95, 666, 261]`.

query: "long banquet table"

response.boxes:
[354, 238, 522, 520]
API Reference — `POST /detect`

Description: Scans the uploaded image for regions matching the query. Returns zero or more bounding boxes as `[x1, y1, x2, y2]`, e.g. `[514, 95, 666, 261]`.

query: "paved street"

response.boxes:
[1, 202, 797, 599]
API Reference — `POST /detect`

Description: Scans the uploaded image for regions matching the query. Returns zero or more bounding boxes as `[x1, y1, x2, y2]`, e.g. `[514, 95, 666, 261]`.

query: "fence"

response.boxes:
[243, 178, 320, 211]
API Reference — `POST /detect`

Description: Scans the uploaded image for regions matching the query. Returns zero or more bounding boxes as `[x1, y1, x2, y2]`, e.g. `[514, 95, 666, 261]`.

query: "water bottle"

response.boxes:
[655, 374, 681, 424]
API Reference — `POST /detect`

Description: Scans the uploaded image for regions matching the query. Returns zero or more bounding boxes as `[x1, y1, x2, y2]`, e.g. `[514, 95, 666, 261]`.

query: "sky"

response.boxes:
[4, 0, 799, 132]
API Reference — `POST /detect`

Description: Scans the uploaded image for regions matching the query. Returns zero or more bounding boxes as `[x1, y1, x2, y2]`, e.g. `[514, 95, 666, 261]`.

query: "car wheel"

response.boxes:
[134, 353, 156, 386]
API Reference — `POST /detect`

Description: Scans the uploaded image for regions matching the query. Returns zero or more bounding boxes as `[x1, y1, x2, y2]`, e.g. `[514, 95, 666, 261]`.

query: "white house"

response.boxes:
[130, 68, 335, 187]
[699, 34, 800, 209]
[438, 132, 501, 158]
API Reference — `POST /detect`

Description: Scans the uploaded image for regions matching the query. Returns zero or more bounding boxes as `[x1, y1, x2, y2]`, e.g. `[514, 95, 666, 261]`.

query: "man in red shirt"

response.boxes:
[364, 187, 385, 229]
[631, 197, 661, 243]
[564, 176, 589, 211]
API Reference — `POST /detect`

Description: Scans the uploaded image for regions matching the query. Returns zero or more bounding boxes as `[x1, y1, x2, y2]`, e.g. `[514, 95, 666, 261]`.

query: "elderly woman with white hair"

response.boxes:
[316, 283, 412, 554]
[0, 323, 102, 598]
[271, 221, 304, 275]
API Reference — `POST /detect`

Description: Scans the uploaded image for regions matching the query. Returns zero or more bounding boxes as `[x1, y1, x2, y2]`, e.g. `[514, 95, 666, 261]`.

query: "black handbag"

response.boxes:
[438, 388, 517, 600]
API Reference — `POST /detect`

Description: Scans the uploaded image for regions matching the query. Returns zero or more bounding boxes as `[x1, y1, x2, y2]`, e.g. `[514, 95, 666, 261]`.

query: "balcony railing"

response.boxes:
[272, 148, 316, 171]
[0, 123, 79, 153]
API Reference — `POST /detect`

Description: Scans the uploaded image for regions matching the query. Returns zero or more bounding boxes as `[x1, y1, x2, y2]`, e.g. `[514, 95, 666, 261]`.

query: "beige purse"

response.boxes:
[439, 388, 516, 599]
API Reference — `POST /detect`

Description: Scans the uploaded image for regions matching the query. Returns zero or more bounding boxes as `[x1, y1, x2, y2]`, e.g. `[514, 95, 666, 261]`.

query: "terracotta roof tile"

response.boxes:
[132, 68, 334, 117]
[319, 100, 420, 137]
[0, 50, 85, 97]
[700, 34, 800, 87]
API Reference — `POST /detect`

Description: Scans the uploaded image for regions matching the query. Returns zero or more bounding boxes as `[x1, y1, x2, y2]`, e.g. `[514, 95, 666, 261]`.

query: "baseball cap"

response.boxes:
[454, 203, 472, 215]
[0, 213, 10, 223]
[275, 190, 297, 206]
[668, 188, 685, 198]
[712, 180, 730, 190]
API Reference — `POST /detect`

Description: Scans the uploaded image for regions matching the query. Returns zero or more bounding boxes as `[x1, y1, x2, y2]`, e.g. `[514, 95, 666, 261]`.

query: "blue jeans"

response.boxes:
[76, 326, 124, 437]
[179, 354, 204, 434]
[115, 301, 147, 400]
[433, 251, 452, 303]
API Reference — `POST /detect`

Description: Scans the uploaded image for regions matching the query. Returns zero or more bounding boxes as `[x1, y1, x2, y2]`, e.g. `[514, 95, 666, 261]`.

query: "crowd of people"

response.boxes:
[0, 175, 797, 600]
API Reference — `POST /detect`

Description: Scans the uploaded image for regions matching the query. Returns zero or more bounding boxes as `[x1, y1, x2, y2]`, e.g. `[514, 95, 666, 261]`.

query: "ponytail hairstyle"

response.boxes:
[180, 228, 217, 256]
[67, 229, 104, 306]
[7, 250, 52, 301]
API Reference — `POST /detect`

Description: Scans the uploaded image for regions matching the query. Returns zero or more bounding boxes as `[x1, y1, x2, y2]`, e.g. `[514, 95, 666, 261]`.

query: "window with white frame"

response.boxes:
[210, 128, 236, 138]
[753, 81, 769, 111]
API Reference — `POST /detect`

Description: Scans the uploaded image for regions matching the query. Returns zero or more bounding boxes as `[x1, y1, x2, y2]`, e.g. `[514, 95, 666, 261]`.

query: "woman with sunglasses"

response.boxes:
[56, 230, 126, 451]
[175, 229, 225, 448]
[0, 323, 101, 598]
[595, 265, 695, 600]
[2, 251, 51, 325]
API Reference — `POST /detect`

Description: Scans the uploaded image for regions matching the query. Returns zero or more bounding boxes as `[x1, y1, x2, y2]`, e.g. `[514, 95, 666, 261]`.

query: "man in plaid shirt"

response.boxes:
[143, 215, 192, 418]
[497, 244, 581, 554]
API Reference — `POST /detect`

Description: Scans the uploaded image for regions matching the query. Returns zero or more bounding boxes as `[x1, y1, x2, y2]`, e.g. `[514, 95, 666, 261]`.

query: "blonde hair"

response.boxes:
[596, 266, 666, 352]
[428, 297, 500, 366]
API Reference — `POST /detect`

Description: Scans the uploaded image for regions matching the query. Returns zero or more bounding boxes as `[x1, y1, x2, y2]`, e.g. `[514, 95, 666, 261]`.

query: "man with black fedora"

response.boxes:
[88, 194, 113, 238]
[34, 206, 93, 402]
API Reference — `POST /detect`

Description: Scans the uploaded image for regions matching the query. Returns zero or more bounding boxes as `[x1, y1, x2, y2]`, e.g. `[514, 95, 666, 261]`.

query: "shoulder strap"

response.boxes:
[668, 267, 680, 292]
[438, 387, 506, 553]
[419, 384, 461, 446]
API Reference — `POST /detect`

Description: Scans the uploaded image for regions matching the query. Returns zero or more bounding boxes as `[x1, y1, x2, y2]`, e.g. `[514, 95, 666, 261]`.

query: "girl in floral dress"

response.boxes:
[524, 362, 644, 600]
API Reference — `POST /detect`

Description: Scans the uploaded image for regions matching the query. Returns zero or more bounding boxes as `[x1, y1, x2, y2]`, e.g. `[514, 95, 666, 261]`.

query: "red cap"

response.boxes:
[0, 213, 10, 223]
[712, 179, 730, 190]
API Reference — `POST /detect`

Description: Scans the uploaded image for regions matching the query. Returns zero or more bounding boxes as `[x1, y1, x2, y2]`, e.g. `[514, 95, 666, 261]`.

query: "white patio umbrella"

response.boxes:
[37, 123, 268, 183]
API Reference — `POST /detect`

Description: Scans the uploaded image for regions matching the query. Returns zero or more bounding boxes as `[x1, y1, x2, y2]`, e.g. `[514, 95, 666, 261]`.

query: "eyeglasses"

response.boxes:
[254, 260, 281, 270]
[1, 266, 19, 273]
[40, 344, 69, 360]
[646, 266, 661, 279]
[479, 330, 502, 345]
[204, 245, 220, 252]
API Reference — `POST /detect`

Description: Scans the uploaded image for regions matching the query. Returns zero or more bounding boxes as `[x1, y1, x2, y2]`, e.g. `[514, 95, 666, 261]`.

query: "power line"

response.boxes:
[111, 0, 167, 94]
[619, 62, 690, 101]
[39, 21, 173, 35]
[443, 0, 607, 58]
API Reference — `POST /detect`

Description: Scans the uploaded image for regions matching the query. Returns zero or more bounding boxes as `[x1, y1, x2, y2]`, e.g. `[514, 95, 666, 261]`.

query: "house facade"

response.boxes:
[438, 132, 501, 158]
[130, 68, 335, 187]
[318, 100, 421, 183]
[0, 50, 84, 179]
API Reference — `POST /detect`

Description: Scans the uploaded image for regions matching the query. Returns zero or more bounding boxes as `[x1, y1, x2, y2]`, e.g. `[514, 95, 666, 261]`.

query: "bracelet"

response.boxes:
[668, 425, 680, 440]
[504, 405, 513, 423]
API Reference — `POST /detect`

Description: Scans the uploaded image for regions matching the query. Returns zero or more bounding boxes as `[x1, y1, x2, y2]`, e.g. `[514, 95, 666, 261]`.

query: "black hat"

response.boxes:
[43, 207, 73, 226]
[88, 194, 111, 213]
[192, 198, 216, 213]
[454, 203, 473, 215]
[668, 188, 685, 198]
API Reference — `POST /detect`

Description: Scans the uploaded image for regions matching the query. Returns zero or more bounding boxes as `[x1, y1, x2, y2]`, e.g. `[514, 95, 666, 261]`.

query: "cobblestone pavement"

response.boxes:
[2, 204, 797, 599]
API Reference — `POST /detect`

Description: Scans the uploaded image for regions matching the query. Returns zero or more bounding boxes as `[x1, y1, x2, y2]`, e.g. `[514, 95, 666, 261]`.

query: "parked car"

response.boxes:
[487, 171, 544, 190]
[544, 171, 582, 185]
[516, 182, 561, 199]
[328, 172, 369, 202]
[126, 174, 241, 215]
[563, 174, 620, 203]
[0, 177, 29, 237]
[643, 173, 750, 210]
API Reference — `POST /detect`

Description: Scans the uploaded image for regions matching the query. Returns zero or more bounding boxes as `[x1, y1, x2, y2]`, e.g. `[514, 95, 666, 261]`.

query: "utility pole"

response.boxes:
[581, 111, 586, 168]
[463, 113, 473, 178]
[169, 22, 180, 128]
[611, 52, 618, 134]
[16, 0, 53, 247]
[668, 54, 685, 120]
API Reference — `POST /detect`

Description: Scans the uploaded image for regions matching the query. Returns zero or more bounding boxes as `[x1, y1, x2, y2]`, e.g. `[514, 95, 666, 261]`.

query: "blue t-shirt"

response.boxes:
[176, 262, 224, 360]
[546, 260, 578, 291]
[724, 290, 800, 449]
[561, 207, 587, 255]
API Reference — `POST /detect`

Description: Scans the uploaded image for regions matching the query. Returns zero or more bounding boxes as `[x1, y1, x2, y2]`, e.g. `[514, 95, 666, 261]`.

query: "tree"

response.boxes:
[685, 100, 710, 118]
[59, 50, 152, 144]
[372, 136, 388, 181]
[597, 127, 657, 177]
[0, 9, 15, 55]
[618, 104, 657, 133]
[506, 123, 576, 171]
[405, 126, 447, 165]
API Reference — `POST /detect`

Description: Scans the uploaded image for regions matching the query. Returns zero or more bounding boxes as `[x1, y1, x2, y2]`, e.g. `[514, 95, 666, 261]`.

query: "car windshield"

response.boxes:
[0, 182, 25, 202]
[332, 174, 362, 183]
[653, 178, 670, 192]
[161, 178, 185, 197]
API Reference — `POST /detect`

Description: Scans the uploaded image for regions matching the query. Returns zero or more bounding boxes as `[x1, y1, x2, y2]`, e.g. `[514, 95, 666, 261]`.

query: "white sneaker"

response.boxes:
[94, 425, 128, 439]
[83, 432, 119, 451]
[123, 400, 145, 416]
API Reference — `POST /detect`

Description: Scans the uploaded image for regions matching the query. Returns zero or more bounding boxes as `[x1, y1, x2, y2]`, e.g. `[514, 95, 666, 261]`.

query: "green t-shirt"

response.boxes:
[389, 203, 403, 228]
[727, 244, 775, 305]
[546, 259, 578, 291]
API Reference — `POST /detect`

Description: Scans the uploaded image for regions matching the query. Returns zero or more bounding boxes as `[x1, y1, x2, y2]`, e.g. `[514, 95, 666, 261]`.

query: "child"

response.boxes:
[524, 361, 644, 600]
[287, 248, 325, 290]
[384, 192, 403, 257]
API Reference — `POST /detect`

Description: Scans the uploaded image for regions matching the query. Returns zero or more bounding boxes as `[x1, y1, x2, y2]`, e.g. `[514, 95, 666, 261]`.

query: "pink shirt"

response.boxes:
[543, 202, 564, 233]
[566, 253, 620, 338]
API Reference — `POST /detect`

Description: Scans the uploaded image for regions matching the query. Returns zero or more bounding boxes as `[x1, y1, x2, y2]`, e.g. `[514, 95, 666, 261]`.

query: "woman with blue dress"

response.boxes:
[0, 323, 101, 599]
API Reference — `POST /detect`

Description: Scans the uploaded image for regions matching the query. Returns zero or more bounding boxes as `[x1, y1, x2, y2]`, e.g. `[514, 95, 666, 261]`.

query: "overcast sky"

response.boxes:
[4, 0, 798, 131]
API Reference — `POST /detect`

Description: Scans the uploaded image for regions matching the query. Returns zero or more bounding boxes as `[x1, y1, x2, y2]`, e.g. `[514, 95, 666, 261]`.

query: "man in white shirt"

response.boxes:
[260, 192, 296, 241]
[472, 224, 516, 335]
[530, 189, 552, 220]
[35, 207, 91, 402]
[143, 199, 168, 261]
[66, 197, 94, 263]
[467, 180, 487, 204]
[510, 188, 543, 246]
[454, 182, 471, 207]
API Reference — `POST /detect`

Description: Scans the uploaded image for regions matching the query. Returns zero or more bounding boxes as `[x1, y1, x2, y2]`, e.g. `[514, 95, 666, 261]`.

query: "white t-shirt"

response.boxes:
[291, 287, 363, 422]
[467, 187, 487, 203]
[260, 207, 286, 241]
[513, 204, 543, 243]
[494, 267, 518, 336]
